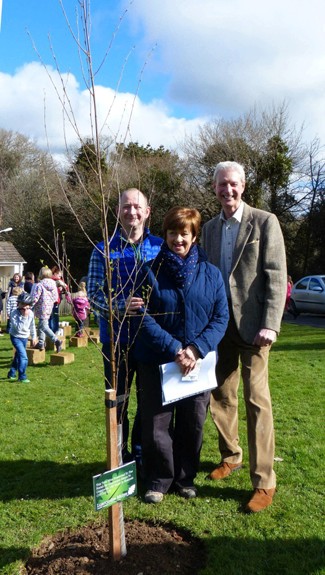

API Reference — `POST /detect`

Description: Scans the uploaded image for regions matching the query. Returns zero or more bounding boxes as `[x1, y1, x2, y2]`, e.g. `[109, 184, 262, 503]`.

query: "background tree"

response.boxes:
[1, 107, 324, 284]
[182, 103, 306, 225]
[287, 139, 325, 277]
[0, 128, 65, 275]
[110, 142, 192, 236]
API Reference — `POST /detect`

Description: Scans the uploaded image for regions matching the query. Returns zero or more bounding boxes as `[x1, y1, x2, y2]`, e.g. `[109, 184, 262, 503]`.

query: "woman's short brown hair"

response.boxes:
[162, 207, 201, 239]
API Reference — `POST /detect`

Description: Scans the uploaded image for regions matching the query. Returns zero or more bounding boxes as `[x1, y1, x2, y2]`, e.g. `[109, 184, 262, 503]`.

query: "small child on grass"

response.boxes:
[8, 293, 37, 384]
[66, 282, 90, 336]
[6, 286, 23, 332]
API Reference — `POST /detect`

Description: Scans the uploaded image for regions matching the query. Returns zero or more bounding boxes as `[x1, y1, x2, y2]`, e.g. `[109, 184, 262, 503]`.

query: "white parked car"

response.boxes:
[289, 275, 325, 316]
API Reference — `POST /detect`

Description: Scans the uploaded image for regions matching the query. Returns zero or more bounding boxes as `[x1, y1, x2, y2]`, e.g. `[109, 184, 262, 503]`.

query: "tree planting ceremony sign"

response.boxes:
[93, 462, 137, 511]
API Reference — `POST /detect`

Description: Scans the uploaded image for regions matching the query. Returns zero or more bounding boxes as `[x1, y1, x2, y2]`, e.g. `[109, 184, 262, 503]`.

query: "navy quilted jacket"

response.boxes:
[132, 246, 229, 365]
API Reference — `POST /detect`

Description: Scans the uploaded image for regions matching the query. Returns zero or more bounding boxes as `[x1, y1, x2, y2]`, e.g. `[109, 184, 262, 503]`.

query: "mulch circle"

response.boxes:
[22, 519, 206, 575]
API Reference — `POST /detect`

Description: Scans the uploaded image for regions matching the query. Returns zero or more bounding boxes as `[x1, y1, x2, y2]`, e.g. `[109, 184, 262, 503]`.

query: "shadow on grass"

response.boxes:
[273, 341, 325, 352]
[0, 459, 107, 502]
[0, 546, 30, 570]
[198, 459, 251, 509]
[204, 536, 325, 575]
[0, 363, 55, 377]
[199, 484, 250, 507]
[0, 363, 11, 371]
[0, 345, 14, 352]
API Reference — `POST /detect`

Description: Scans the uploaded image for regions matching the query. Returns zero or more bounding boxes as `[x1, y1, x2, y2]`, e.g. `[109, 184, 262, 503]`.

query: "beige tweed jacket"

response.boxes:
[201, 202, 287, 344]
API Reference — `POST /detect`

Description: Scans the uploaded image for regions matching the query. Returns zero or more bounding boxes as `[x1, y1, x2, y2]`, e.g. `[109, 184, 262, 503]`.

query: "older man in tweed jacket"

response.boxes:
[202, 161, 287, 513]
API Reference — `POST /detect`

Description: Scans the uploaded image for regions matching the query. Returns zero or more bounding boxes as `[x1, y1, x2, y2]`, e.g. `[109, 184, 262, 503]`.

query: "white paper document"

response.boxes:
[160, 350, 218, 405]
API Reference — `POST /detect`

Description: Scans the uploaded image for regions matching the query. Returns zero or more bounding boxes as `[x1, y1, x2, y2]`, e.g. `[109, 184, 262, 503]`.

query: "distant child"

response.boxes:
[0, 285, 6, 336]
[285, 275, 294, 311]
[49, 266, 69, 334]
[8, 292, 37, 383]
[6, 286, 23, 332]
[24, 271, 35, 294]
[31, 266, 62, 352]
[7, 273, 24, 297]
[68, 283, 90, 336]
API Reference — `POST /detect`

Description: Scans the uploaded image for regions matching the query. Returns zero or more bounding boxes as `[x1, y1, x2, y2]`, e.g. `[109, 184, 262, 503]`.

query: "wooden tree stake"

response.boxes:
[105, 389, 126, 560]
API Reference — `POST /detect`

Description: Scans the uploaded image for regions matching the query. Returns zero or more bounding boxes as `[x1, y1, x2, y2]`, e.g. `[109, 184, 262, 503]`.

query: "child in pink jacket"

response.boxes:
[31, 267, 62, 352]
[67, 283, 90, 336]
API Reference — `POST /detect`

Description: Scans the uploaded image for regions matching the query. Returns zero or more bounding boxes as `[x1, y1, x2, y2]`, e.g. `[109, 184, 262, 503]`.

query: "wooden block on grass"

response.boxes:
[69, 336, 88, 348]
[88, 335, 100, 344]
[27, 348, 46, 364]
[62, 325, 72, 336]
[89, 328, 100, 338]
[50, 352, 75, 365]
[46, 336, 66, 351]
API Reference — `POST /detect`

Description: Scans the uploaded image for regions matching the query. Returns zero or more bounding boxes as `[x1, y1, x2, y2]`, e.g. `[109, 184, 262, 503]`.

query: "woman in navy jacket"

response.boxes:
[132, 207, 229, 503]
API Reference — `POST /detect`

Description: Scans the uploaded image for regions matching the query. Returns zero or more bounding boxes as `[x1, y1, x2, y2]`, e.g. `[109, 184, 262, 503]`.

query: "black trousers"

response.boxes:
[138, 362, 210, 493]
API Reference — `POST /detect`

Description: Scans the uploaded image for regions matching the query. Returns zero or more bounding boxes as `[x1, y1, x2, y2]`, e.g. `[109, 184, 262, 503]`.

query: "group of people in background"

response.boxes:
[87, 160, 287, 513]
[1, 266, 91, 383]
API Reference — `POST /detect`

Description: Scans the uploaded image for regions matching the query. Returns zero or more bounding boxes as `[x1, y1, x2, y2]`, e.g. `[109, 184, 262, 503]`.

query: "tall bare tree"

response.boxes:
[181, 102, 306, 222]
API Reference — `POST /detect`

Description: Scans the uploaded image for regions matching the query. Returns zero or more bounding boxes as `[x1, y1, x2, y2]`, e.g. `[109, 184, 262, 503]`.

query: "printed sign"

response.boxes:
[93, 461, 137, 511]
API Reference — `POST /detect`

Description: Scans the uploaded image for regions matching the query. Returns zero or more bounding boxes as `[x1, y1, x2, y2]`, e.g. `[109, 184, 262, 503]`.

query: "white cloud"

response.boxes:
[126, 0, 325, 143]
[1, 0, 325, 161]
[0, 62, 208, 160]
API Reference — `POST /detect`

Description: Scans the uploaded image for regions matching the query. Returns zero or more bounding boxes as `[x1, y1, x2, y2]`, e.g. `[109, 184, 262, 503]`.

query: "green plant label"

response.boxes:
[93, 462, 137, 511]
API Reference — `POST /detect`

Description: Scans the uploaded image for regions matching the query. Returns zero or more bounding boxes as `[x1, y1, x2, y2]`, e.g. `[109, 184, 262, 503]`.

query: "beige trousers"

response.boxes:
[210, 315, 276, 489]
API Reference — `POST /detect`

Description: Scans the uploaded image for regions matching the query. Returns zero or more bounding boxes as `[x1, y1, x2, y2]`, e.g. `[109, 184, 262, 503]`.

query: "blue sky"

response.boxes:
[0, 1, 165, 103]
[1, 0, 325, 161]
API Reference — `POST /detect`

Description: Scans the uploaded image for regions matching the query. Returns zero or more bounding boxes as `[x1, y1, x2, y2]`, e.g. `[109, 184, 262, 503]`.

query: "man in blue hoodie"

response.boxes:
[87, 189, 162, 464]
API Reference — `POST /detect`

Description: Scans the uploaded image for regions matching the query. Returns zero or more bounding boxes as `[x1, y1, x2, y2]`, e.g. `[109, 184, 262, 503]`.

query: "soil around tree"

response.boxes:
[22, 519, 205, 575]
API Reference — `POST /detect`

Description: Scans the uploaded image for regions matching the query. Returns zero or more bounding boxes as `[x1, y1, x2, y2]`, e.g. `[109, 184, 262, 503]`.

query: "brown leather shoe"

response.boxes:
[245, 488, 276, 513]
[207, 461, 242, 480]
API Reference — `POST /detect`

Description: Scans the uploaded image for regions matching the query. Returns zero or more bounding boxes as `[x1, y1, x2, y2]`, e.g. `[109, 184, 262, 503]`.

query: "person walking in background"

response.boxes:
[31, 266, 62, 353]
[87, 188, 163, 465]
[6, 286, 23, 333]
[0, 283, 6, 335]
[285, 275, 293, 312]
[132, 207, 229, 503]
[24, 271, 35, 294]
[202, 161, 287, 513]
[7, 292, 37, 383]
[66, 282, 90, 336]
[49, 266, 69, 334]
[7, 273, 24, 297]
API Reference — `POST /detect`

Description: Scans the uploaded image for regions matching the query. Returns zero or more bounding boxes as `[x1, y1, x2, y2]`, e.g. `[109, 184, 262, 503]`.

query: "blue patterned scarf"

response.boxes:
[159, 242, 198, 290]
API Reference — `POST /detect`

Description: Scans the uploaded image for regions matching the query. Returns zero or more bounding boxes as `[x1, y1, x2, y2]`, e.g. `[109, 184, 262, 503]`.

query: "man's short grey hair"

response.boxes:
[213, 161, 246, 184]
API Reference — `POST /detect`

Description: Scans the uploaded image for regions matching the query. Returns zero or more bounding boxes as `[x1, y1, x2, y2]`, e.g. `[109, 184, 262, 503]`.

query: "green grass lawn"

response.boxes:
[0, 321, 324, 574]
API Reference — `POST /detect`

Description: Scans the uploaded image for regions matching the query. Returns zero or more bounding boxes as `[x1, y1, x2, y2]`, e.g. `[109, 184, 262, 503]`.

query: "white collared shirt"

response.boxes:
[219, 202, 244, 297]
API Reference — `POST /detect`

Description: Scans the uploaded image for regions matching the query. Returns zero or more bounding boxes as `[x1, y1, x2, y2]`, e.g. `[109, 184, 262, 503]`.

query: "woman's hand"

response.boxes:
[175, 345, 200, 376]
